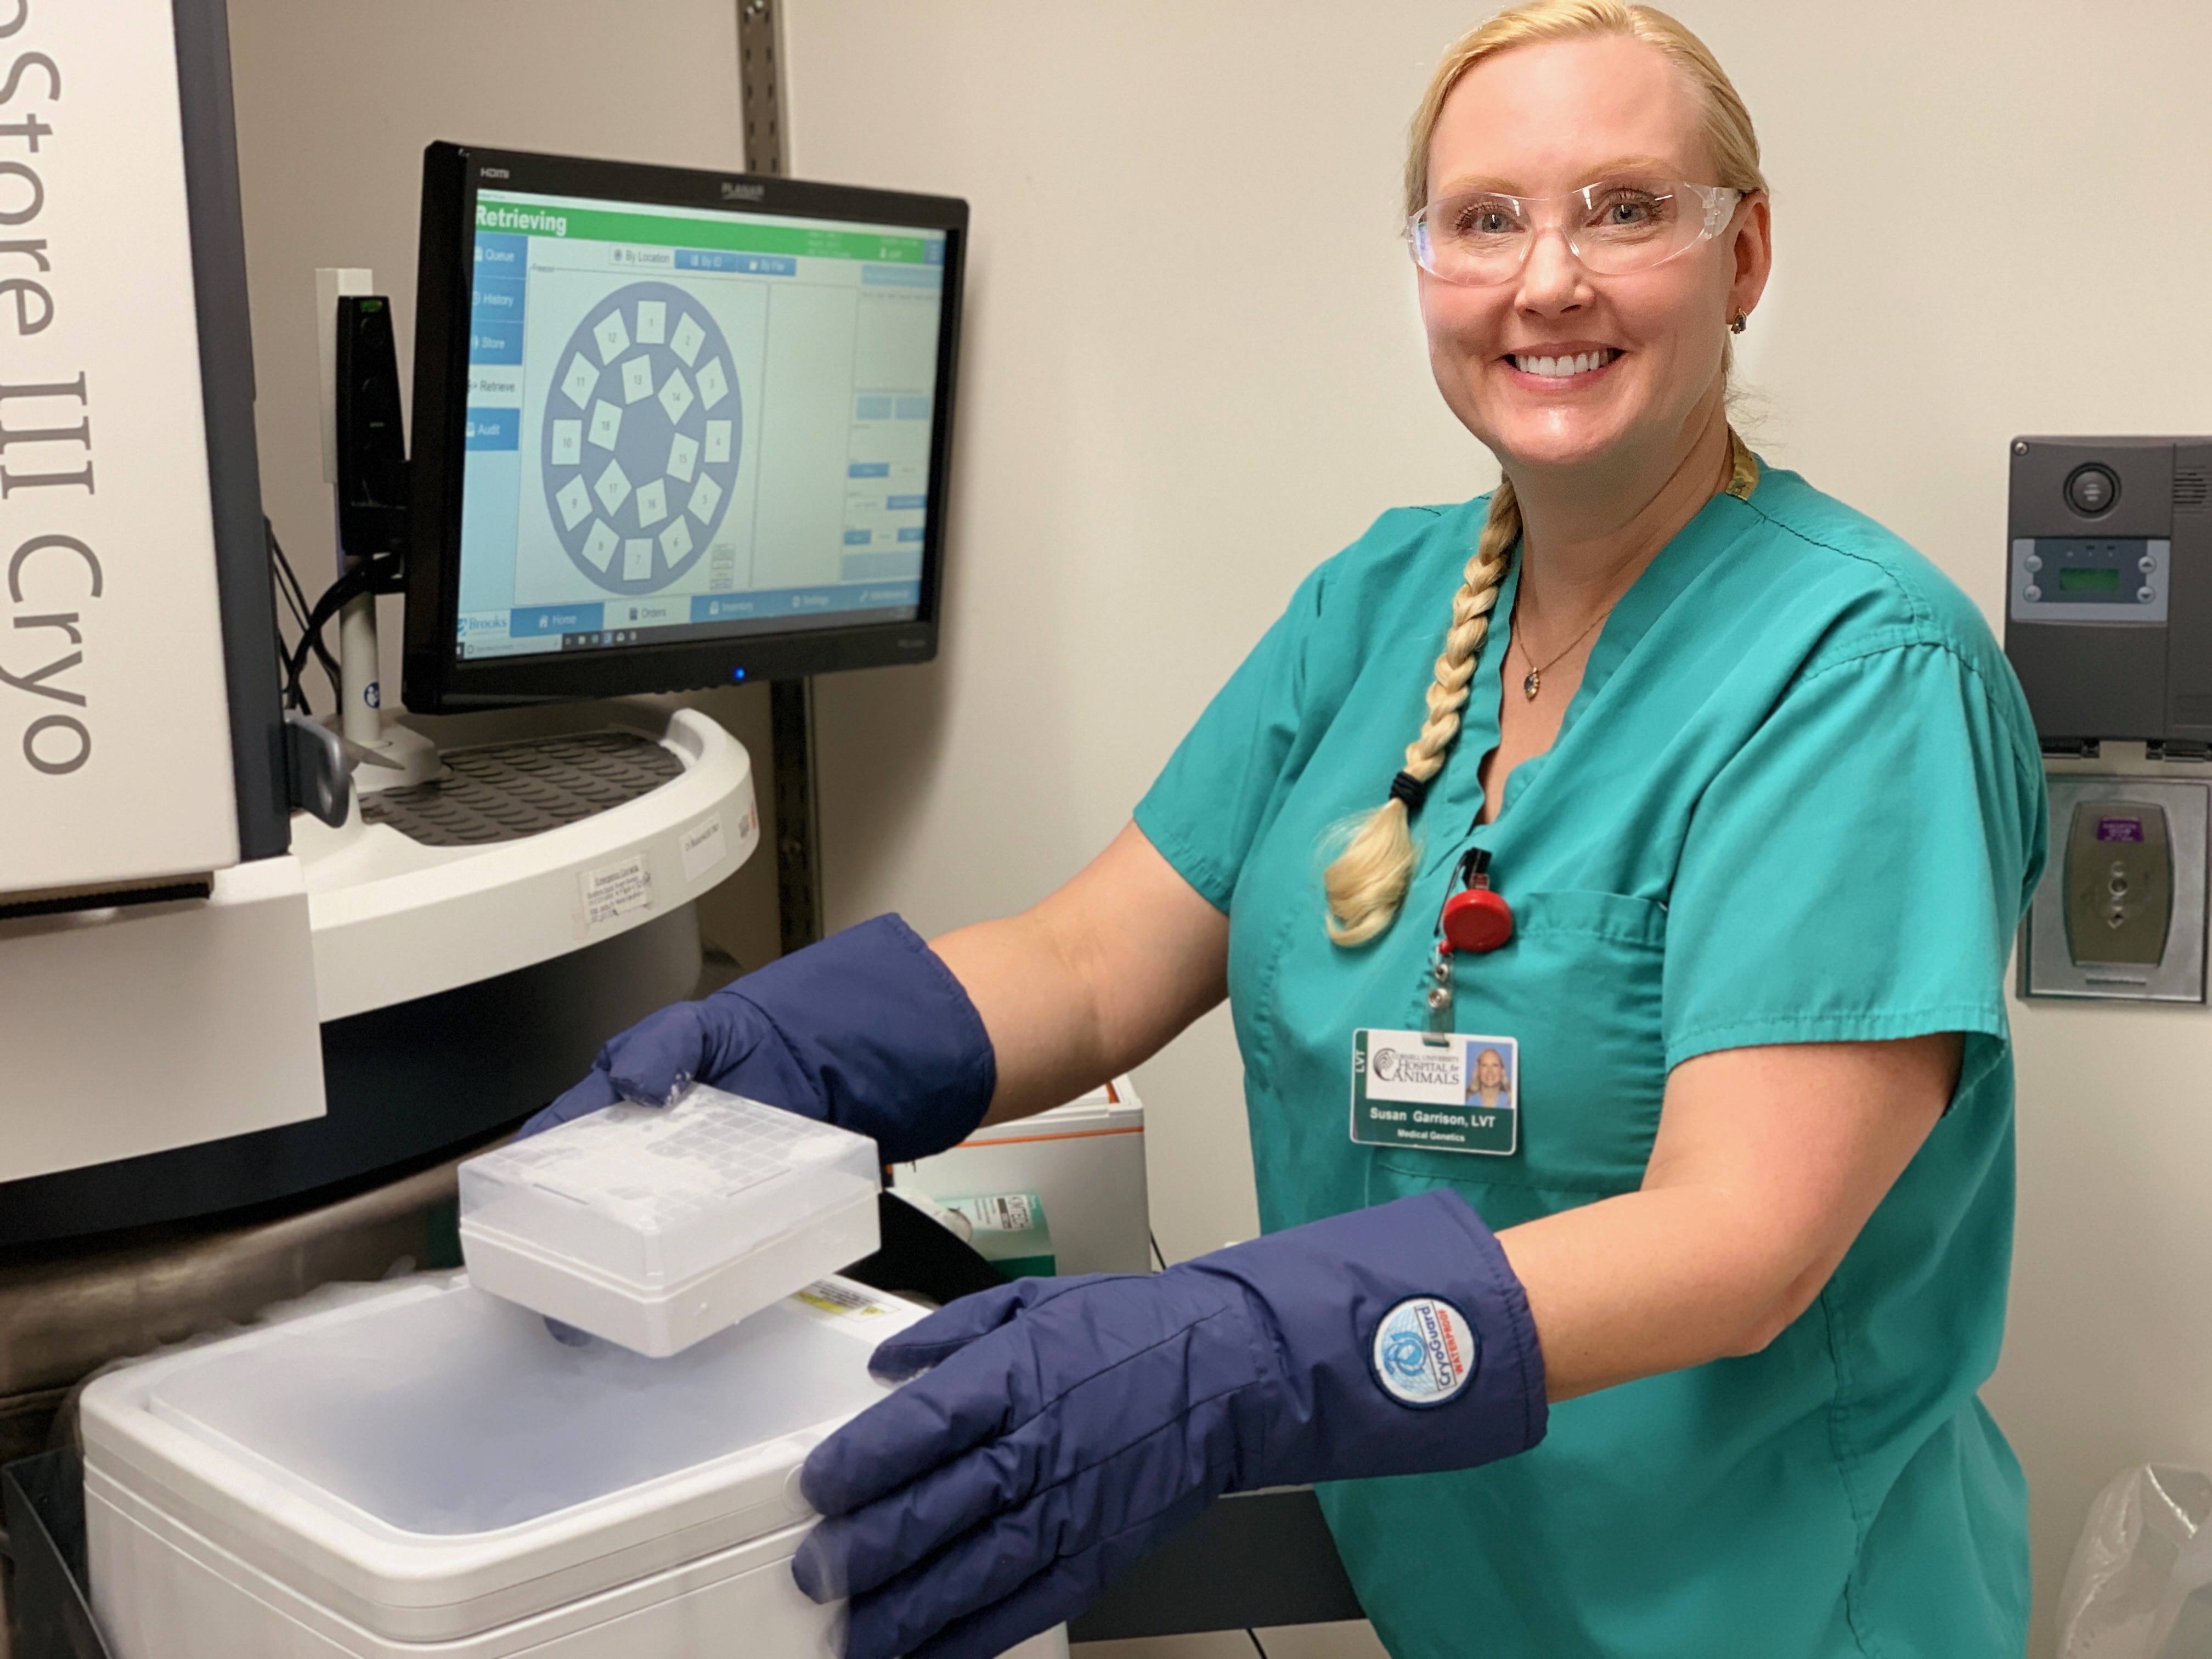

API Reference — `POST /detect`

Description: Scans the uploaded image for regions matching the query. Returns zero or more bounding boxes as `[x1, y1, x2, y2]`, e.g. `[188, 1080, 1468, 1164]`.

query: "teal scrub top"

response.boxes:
[1133, 464, 2048, 1659]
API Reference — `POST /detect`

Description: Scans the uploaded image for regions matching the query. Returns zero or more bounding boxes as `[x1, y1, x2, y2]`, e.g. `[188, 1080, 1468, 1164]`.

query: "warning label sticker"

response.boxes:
[580, 854, 652, 932]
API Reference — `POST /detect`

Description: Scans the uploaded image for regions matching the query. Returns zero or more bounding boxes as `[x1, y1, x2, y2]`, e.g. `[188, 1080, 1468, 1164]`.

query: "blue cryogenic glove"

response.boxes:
[791, 1189, 1547, 1659]
[520, 913, 995, 1164]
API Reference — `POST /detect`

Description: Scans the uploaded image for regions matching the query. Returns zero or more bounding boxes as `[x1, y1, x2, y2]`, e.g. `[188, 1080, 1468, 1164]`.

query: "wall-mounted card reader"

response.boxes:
[2062, 800, 2172, 966]
[2005, 436, 2212, 753]
[2025, 777, 2209, 1001]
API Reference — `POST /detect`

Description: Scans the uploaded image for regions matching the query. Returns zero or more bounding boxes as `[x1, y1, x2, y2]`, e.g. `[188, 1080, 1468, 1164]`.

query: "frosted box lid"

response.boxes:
[458, 1086, 880, 1290]
[82, 1274, 921, 1641]
[142, 1279, 903, 1536]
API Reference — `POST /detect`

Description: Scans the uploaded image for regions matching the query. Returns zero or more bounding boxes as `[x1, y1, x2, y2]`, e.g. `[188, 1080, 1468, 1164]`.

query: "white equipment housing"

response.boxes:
[0, 0, 759, 1245]
[4, 702, 756, 1192]
[0, 0, 330, 1184]
[1, 0, 244, 891]
[296, 708, 755, 1024]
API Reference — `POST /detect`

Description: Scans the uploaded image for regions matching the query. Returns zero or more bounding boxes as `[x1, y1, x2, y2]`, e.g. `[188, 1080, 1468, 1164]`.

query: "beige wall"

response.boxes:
[221, 2, 2212, 1654]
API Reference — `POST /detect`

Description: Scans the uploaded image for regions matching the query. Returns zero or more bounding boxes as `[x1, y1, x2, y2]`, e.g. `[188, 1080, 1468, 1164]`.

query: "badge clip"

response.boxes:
[1440, 848, 1513, 954]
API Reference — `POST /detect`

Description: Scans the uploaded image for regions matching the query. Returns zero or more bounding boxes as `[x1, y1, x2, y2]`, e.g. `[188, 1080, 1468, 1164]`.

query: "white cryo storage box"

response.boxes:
[80, 1273, 922, 1659]
[458, 1087, 882, 1356]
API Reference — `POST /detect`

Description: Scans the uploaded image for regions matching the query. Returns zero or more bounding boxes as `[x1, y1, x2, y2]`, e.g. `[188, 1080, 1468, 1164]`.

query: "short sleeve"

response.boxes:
[1662, 641, 2045, 1070]
[1135, 567, 1327, 912]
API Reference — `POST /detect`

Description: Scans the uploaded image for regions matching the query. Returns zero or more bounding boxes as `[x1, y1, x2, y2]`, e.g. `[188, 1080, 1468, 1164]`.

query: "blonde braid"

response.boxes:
[1323, 481, 1520, 945]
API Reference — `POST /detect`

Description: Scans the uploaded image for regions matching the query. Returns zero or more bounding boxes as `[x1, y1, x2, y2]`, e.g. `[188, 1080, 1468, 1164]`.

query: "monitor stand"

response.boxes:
[319, 265, 444, 795]
[335, 585, 443, 792]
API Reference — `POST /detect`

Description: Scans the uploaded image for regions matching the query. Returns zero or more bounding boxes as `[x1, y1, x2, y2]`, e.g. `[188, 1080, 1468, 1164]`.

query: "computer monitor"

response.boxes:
[402, 143, 967, 711]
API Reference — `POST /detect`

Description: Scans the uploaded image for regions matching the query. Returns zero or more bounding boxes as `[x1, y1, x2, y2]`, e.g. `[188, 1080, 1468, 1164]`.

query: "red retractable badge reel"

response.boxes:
[1441, 848, 1514, 953]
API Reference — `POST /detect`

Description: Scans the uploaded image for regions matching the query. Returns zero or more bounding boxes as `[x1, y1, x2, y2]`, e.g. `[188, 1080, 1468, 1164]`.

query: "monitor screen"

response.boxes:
[404, 145, 966, 710]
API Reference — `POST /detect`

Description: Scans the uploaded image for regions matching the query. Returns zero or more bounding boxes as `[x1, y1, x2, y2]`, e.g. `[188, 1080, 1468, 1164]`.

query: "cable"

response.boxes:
[268, 522, 322, 666]
[280, 546, 403, 713]
[266, 518, 342, 712]
[273, 569, 311, 646]
[270, 582, 302, 713]
[268, 539, 312, 712]
[271, 565, 321, 713]
[1246, 1631, 1272, 1659]
[1149, 1229, 1166, 1271]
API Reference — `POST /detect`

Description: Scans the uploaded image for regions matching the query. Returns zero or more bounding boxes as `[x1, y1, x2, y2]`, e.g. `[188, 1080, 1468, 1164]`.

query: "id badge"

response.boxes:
[1351, 1029, 1519, 1156]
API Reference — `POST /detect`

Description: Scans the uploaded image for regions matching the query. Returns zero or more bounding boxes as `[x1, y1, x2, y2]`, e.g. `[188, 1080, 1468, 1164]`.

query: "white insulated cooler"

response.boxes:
[78, 1272, 1062, 1659]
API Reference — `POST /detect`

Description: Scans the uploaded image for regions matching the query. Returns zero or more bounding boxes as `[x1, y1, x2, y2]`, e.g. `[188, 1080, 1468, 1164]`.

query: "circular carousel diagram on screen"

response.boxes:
[541, 281, 742, 596]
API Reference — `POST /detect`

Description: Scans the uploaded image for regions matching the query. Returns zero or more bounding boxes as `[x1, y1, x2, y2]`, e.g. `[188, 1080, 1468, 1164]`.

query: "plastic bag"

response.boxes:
[2059, 1465, 2212, 1657]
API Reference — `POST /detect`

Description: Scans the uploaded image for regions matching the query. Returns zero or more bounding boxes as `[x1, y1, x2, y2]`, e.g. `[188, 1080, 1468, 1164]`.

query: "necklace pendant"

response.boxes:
[1522, 668, 1541, 701]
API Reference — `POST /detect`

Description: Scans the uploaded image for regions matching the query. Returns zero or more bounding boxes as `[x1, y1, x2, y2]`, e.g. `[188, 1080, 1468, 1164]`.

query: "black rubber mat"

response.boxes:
[361, 731, 683, 847]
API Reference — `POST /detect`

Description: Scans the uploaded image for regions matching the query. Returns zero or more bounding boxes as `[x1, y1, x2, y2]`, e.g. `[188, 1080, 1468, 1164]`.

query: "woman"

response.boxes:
[529, 5, 2045, 1655]
[1471, 1046, 1511, 1111]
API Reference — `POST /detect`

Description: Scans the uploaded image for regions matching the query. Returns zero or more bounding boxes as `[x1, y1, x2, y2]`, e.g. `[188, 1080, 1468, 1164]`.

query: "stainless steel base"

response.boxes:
[0, 1155, 471, 1449]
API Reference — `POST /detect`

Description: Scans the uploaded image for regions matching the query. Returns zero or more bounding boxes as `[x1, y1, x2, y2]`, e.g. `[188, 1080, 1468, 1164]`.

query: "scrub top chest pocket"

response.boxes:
[1366, 889, 1669, 1228]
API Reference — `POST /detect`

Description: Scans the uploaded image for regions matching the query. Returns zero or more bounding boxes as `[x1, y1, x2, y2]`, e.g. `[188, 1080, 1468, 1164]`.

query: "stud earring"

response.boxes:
[1729, 313, 1749, 335]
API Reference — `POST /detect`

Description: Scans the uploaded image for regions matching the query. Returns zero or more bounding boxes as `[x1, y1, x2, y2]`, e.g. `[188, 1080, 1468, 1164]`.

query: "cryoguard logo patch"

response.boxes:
[1371, 1296, 1477, 1407]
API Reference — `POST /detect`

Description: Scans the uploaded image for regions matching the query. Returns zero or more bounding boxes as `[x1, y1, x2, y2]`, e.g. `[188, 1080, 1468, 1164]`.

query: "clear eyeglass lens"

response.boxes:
[1414, 177, 1728, 285]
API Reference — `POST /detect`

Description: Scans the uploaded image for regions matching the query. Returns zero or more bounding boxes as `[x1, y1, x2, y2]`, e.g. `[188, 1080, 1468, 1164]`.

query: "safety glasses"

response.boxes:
[1408, 176, 1744, 286]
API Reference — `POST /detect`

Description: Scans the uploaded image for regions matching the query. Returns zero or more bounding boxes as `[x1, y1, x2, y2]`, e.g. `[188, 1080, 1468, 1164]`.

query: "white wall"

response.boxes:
[780, 5, 2212, 1655]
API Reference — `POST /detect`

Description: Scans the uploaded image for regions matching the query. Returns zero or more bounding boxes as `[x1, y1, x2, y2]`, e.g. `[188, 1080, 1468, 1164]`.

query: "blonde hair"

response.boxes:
[1323, 1, 1767, 947]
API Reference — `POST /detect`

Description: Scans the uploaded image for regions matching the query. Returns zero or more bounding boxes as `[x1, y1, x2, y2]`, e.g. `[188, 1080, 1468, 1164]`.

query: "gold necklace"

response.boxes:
[1511, 430, 1756, 701]
[1513, 602, 1613, 701]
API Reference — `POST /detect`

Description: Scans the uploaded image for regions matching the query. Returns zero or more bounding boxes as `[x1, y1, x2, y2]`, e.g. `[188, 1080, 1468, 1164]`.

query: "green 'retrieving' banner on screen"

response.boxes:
[475, 197, 933, 263]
